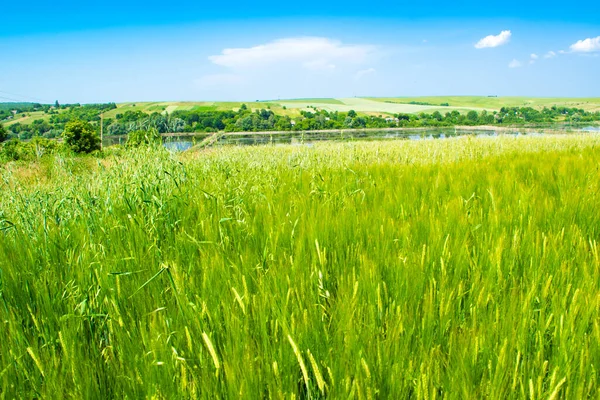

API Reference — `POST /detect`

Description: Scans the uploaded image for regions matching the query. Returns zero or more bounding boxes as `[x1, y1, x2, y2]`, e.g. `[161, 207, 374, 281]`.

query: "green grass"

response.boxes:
[4, 110, 51, 126]
[275, 98, 346, 105]
[368, 96, 600, 111]
[1, 136, 600, 398]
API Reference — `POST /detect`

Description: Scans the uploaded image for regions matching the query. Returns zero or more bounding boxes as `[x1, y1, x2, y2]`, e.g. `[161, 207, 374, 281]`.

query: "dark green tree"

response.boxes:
[467, 110, 479, 123]
[0, 123, 7, 142]
[63, 120, 100, 153]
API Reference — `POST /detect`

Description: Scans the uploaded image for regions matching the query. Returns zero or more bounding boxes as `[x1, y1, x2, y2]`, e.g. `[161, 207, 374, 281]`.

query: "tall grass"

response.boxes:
[1, 135, 599, 398]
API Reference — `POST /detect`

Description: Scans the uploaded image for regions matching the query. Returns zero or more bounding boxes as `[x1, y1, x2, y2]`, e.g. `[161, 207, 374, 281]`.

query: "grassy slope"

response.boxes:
[3, 110, 50, 126]
[103, 97, 600, 117]
[367, 96, 600, 111]
[1, 136, 600, 397]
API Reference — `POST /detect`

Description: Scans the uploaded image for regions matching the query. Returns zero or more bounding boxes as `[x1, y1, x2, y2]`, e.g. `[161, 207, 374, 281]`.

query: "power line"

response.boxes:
[0, 90, 51, 103]
[0, 95, 25, 102]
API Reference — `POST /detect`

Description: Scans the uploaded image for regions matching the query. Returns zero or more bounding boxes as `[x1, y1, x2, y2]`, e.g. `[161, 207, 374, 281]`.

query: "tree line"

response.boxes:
[1, 102, 599, 141]
[106, 105, 600, 134]
[3, 103, 116, 140]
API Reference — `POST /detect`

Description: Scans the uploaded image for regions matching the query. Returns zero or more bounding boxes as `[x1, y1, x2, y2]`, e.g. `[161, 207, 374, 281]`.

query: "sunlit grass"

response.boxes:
[1, 135, 599, 398]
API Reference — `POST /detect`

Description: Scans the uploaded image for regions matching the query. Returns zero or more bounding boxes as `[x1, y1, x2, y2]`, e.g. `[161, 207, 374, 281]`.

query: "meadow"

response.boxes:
[367, 96, 600, 112]
[1, 135, 600, 398]
[110, 96, 600, 115]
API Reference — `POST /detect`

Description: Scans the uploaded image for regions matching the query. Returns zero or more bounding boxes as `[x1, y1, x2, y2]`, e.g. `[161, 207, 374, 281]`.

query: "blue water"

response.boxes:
[164, 141, 193, 151]
[161, 129, 526, 150]
[105, 126, 598, 152]
[582, 126, 600, 132]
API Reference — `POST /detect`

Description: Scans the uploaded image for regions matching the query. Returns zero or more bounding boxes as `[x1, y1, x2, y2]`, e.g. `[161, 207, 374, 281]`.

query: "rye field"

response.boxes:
[1, 135, 600, 398]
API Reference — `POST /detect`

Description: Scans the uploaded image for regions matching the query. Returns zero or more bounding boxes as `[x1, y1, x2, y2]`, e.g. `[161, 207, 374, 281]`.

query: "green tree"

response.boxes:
[467, 110, 479, 123]
[347, 110, 357, 118]
[63, 120, 100, 153]
[0, 123, 7, 143]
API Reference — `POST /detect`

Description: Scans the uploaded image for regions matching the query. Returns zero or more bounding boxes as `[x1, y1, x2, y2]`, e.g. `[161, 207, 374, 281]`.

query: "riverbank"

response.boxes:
[148, 124, 590, 139]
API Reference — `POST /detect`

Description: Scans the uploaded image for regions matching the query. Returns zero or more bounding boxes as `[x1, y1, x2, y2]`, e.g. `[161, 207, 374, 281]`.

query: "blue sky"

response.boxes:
[1, 1, 599, 103]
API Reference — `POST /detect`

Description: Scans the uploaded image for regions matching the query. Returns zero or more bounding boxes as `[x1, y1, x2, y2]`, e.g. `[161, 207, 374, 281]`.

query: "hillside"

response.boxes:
[4, 97, 600, 129]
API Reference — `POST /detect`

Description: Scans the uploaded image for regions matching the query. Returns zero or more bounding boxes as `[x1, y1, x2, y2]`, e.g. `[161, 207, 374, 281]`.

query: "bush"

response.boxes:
[126, 128, 162, 147]
[0, 137, 63, 163]
[0, 139, 21, 161]
[63, 120, 100, 153]
[0, 123, 7, 143]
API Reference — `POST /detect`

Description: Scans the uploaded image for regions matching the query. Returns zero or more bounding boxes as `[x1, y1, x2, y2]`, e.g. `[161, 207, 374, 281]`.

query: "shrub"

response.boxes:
[0, 123, 7, 143]
[63, 120, 101, 153]
[0, 137, 62, 162]
[0, 139, 21, 161]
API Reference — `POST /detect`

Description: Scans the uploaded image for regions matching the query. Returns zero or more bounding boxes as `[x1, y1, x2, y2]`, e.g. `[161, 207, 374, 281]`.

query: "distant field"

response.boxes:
[273, 98, 346, 105]
[114, 97, 600, 117]
[4, 97, 599, 128]
[104, 98, 488, 118]
[4, 111, 50, 126]
[368, 96, 600, 112]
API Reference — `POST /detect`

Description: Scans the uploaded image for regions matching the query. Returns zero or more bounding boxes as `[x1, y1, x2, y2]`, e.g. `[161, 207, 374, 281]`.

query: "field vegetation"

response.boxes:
[2, 101, 600, 144]
[1, 135, 599, 397]
[3, 97, 600, 142]
[368, 96, 600, 112]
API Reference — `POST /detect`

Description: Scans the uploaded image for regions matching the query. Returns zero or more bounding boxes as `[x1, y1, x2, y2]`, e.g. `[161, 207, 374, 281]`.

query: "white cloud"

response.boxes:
[208, 37, 375, 70]
[529, 54, 538, 64]
[194, 73, 243, 87]
[354, 68, 376, 80]
[303, 60, 336, 71]
[475, 30, 512, 49]
[570, 36, 600, 53]
[508, 59, 522, 68]
[544, 51, 557, 59]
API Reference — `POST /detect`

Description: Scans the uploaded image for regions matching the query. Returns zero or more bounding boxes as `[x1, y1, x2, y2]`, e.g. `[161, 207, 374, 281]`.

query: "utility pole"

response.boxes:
[100, 113, 104, 150]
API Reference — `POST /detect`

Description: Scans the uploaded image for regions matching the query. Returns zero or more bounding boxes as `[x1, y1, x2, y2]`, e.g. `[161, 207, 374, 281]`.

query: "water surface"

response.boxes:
[105, 127, 597, 151]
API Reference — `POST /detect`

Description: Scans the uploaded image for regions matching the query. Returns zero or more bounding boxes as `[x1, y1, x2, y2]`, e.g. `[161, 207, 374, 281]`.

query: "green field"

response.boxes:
[4, 110, 50, 126]
[1, 135, 600, 397]
[97, 97, 600, 118]
[112, 97, 600, 115]
[368, 96, 600, 112]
